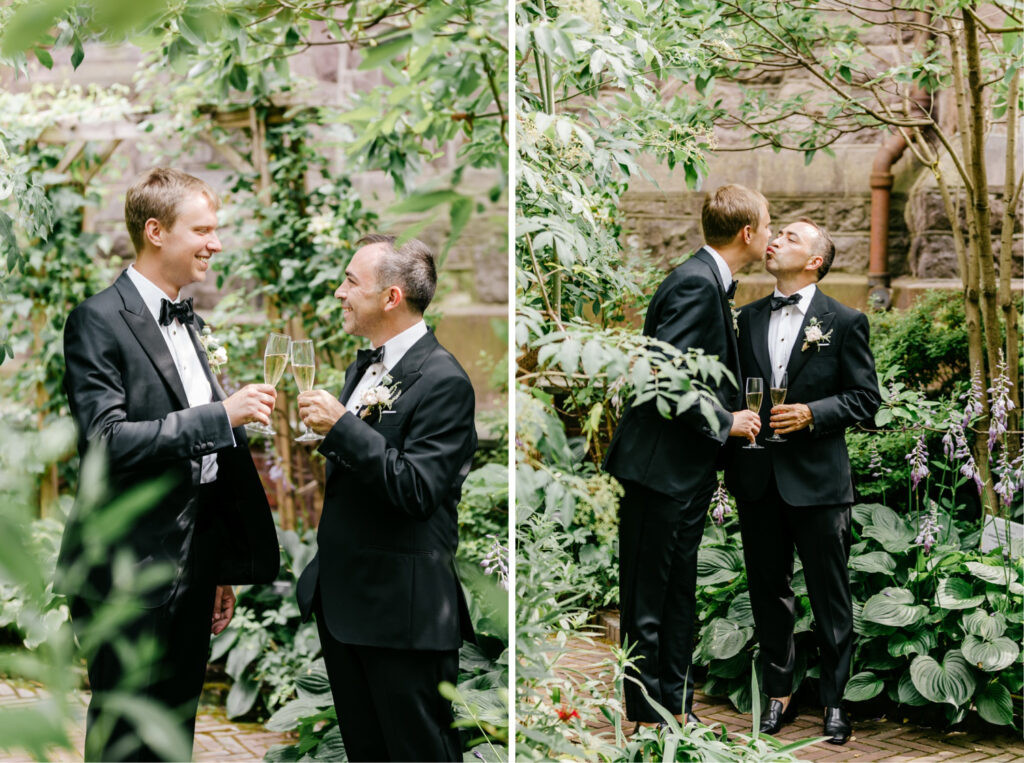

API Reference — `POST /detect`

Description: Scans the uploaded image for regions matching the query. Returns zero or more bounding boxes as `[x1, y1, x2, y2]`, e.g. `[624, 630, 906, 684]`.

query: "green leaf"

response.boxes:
[33, 47, 54, 69]
[358, 33, 413, 70]
[726, 591, 754, 628]
[228, 64, 249, 92]
[862, 505, 917, 553]
[389, 190, 464, 214]
[909, 650, 977, 707]
[696, 545, 743, 586]
[225, 673, 261, 719]
[964, 561, 1018, 586]
[962, 610, 1007, 640]
[887, 628, 936, 658]
[935, 577, 986, 610]
[70, 34, 84, 68]
[580, 340, 605, 378]
[961, 634, 1019, 672]
[849, 550, 897, 574]
[862, 588, 928, 627]
[897, 670, 929, 706]
[844, 671, 884, 702]
[975, 681, 1013, 726]
[697, 618, 753, 661]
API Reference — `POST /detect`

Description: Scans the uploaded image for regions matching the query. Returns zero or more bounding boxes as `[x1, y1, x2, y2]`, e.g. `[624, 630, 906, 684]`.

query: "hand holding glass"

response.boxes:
[743, 377, 764, 450]
[766, 372, 788, 443]
[245, 332, 290, 436]
[291, 340, 323, 442]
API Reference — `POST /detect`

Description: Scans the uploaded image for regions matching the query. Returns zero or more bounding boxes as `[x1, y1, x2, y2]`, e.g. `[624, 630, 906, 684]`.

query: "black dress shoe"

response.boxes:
[684, 711, 702, 725]
[823, 706, 851, 745]
[759, 699, 798, 735]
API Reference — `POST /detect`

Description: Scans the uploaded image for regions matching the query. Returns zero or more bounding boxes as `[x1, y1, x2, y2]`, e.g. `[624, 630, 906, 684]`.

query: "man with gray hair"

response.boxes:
[726, 218, 880, 744]
[296, 234, 478, 761]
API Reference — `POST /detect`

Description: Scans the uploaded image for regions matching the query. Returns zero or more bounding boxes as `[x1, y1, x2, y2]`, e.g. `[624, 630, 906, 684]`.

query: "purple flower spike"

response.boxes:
[906, 433, 930, 490]
[987, 352, 1015, 452]
[914, 501, 943, 554]
[710, 480, 732, 525]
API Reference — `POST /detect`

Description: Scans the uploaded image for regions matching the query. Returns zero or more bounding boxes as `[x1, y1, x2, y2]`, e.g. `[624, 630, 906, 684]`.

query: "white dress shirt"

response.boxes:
[344, 320, 429, 414]
[126, 265, 226, 483]
[703, 245, 735, 295]
[767, 283, 817, 387]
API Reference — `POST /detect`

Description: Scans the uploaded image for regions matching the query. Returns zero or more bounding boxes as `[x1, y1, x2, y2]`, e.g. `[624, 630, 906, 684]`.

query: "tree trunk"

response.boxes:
[998, 67, 1021, 456]
[962, 10, 1004, 391]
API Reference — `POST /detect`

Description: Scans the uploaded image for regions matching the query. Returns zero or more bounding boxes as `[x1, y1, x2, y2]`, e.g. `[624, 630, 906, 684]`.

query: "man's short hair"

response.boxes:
[797, 217, 836, 281]
[357, 234, 437, 314]
[125, 168, 220, 253]
[701, 184, 768, 248]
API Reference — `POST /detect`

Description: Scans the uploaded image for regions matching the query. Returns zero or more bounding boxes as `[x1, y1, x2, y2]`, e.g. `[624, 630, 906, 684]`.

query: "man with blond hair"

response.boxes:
[57, 167, 280, 761]
[604, 184, 768, 730]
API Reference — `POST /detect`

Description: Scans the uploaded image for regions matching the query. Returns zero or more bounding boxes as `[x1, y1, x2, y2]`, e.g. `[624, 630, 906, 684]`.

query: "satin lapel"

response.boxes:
[114, 274, 190, 410]
[380, 331, 437, 401]
[748, 300, 773, 382]
[185, 321, 227, 402]
[785, 290, 835, 384]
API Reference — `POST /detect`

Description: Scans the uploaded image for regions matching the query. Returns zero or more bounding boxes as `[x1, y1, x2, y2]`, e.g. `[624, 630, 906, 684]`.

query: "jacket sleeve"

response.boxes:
[317, 371, 477, 521]
[806, 311, 881, 435]
[63, 304, 235, 470]
[651, 275, 734, 444]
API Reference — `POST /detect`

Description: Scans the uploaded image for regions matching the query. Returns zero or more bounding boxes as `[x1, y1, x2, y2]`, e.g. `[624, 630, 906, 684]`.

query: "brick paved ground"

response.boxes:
[557, 634, 1024, 762]
[0, 680, 294, 762]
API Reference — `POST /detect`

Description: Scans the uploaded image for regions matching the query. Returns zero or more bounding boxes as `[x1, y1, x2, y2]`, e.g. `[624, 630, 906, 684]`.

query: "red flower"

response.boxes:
[556, 704, 580, 722]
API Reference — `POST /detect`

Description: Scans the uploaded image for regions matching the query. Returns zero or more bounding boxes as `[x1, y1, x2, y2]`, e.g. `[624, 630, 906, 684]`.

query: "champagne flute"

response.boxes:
[246, 332, 290, 436]
[291, 340, 323, 443]
[766, 372, 788, 443]
[743, 377, 764, 450]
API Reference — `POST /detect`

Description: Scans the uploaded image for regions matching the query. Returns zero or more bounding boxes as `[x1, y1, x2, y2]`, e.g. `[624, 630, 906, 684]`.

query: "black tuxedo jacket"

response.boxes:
[724, 288, 881, 506]
[603, 247, 741, 501]
[55, 270, 280, 607]
[296, 330, 477, 651]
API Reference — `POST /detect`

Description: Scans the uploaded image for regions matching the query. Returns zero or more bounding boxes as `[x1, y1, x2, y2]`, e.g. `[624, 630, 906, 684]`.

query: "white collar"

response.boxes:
[702, 245, 734, 293]
[126, 265, 182, 323]
[373, 320, 429, 371]
[772, 283, 817, 315]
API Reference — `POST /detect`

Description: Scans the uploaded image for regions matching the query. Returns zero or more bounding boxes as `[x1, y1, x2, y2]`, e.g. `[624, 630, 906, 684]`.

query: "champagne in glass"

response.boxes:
[743, 377, 764, 450]
[246, 332, 291, 436]
[766, 372, 788, 443]
[291, 340, 323, 443]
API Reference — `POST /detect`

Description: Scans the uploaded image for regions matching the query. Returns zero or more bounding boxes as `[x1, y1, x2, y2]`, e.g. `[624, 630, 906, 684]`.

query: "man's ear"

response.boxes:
[741, 224, 753, 245]
[382, 285, 405, 312]
[806, 254, 824, 273]
[143, 218, 163, 249]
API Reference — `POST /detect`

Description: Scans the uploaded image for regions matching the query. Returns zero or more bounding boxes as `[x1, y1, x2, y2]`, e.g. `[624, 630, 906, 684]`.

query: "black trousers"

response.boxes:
[71, 490, 220, 762]
[313, 593, 461, 762]
[737, 474, 853, 706]
[618, 476, 715, 722]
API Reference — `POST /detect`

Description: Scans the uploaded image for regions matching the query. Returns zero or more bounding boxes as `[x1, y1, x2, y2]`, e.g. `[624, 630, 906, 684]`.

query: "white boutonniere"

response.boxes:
[359, 375, 402, 421]
[729, 299, 740, 336]
[801, 317, 833, 352]
[200, 325, 229, 369]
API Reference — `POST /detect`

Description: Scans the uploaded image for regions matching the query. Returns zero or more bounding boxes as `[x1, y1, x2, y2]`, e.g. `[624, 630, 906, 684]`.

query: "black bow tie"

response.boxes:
[159, 297, 194, 326]
[725, 280, 738, 300]
[770, 293, 802, 311]
[356, 346, 385, 370]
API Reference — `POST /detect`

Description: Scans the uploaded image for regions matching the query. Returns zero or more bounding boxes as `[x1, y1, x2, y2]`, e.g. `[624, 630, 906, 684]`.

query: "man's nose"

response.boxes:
[207, 233, 222, 252]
